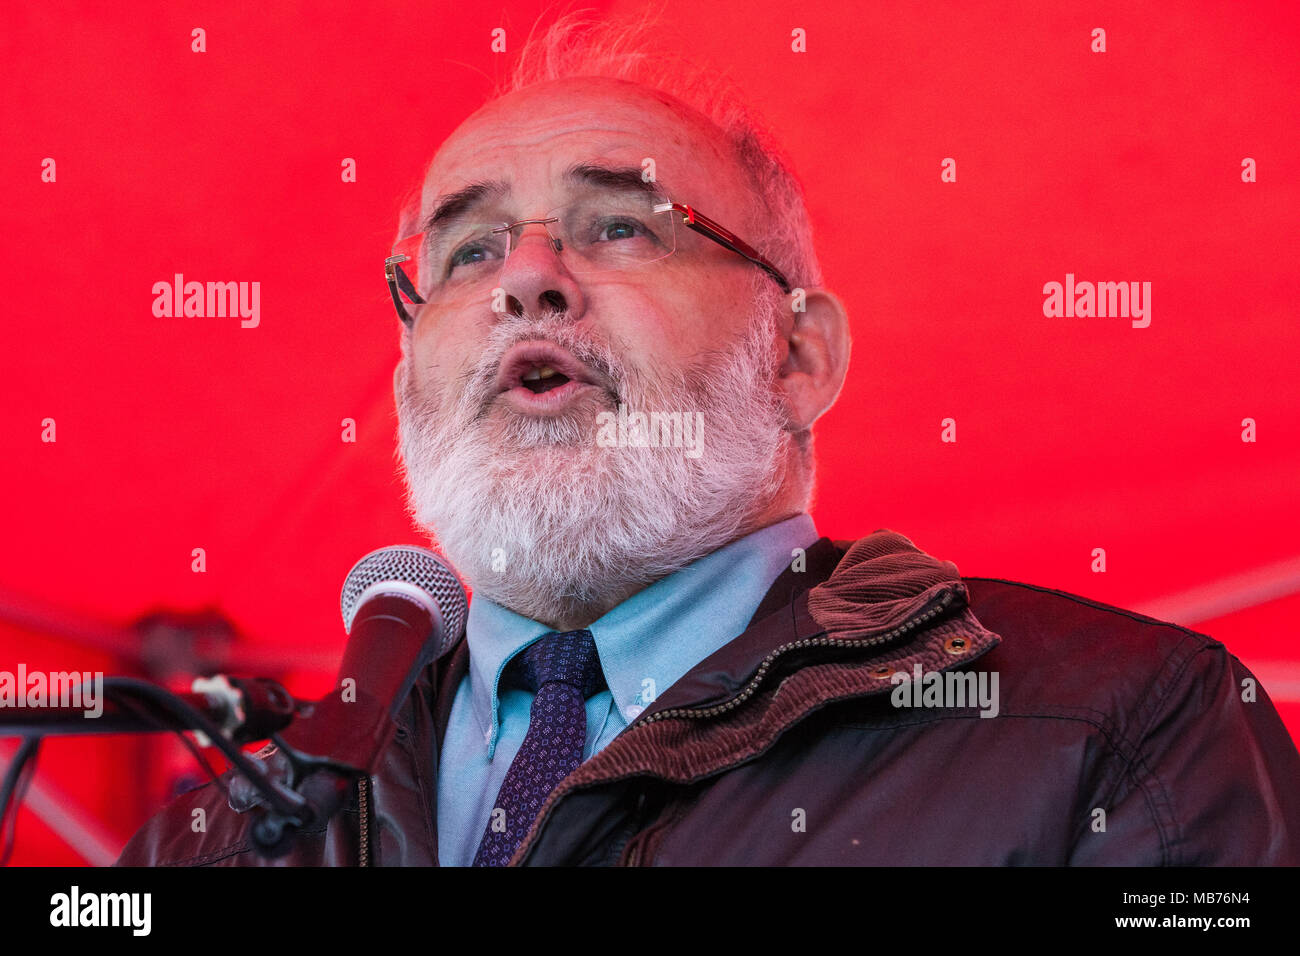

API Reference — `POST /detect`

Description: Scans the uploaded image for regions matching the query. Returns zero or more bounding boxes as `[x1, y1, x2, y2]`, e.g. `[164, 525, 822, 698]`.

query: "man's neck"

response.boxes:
[518, 504, 805, 631]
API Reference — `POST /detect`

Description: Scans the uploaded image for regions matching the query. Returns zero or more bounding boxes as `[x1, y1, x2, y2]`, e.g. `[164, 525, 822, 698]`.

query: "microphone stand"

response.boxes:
[3, 546, 465, 863]
[0, 675, 370, 858]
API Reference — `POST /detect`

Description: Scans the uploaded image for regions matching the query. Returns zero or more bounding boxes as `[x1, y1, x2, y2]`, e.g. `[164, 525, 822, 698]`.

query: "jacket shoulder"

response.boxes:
[960, 575, 1300, 863]
[116, 781, 255, 867]
[962, 576, 1222, 674]
[960, 574, 1232, 726]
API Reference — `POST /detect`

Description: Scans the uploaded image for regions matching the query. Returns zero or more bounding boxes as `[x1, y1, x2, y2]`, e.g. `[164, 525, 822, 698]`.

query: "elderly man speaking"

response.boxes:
[119, 15, 1300, 868]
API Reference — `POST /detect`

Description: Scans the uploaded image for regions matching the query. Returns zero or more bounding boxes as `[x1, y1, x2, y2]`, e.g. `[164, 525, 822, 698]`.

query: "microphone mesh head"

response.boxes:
[340, 545, 468, 646]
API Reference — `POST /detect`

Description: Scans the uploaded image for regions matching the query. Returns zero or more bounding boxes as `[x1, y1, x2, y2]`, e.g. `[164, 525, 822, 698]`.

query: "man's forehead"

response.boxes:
[421, 78, 740, 214]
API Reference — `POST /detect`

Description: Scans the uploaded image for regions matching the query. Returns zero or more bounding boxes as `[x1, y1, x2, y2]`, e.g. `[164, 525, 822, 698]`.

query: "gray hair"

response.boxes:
[490, 8, 824, 292]
[395, 8, 825, 298]
[397, 7, 823, 509]
[491, 9, 825, 505]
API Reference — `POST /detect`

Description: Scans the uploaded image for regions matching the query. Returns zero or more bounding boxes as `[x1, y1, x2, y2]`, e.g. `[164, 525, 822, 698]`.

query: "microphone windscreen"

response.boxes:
[339, 545, 468, 655]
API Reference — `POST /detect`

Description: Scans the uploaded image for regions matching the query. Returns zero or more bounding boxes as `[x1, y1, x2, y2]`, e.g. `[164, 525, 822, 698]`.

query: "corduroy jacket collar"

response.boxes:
[413, 529, 1002, 865]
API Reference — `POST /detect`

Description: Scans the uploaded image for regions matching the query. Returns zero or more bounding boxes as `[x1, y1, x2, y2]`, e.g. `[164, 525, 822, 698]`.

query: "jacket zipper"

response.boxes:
[512, 585, 961, 865]
[609, 791, 649, 866]
[357, 777, 370, 867]
[634, 586, 959, 727]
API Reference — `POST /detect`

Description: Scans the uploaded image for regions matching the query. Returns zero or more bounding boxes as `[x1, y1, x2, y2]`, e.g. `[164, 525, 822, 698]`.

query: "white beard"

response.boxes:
[396, 289, 791, 627]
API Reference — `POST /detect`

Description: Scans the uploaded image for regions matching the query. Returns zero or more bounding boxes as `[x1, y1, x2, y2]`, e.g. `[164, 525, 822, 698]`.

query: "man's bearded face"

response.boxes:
[396, 280, 790, 626]
[390, 78, 810, 626]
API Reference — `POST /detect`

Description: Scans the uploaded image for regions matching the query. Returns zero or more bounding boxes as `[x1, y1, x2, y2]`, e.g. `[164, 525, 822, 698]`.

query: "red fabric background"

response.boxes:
[1, 0, 1296, 864]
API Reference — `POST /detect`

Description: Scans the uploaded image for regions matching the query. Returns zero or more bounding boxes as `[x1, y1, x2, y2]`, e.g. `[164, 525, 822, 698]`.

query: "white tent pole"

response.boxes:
[1132, 554, 1300, 703]
[1132, 554, 1300, 630]
[0, 742, 122, 867]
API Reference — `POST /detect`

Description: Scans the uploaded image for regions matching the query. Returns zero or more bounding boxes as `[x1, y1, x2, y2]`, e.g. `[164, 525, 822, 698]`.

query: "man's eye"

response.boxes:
[447, 242, 500, 272]
[595, 218, 644, 242]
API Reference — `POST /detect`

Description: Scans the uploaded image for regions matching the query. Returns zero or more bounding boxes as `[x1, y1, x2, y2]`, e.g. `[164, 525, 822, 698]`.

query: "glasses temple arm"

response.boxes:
[656, 202, 792, 294]
[384, 254, 424, 326]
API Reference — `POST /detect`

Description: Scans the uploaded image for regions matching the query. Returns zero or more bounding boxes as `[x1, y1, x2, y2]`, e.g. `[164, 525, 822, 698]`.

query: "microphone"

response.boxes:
[249, 545, 467, 855]
[319, 544, 469, 772]
[340, 544, 468, 687]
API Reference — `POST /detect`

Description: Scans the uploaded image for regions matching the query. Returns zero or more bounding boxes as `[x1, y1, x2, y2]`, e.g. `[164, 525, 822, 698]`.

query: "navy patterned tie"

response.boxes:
[472, 628, 605, 867]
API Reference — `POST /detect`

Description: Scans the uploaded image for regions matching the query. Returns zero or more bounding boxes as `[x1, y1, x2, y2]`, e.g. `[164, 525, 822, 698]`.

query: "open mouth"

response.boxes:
[496, 342, 607, 410]
[520, 364, 572, 394]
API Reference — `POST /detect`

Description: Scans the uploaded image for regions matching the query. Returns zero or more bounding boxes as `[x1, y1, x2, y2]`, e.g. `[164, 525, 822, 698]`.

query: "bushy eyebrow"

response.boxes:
[421, 180, 508, 236]
[420, 162, 672, 236]
[563, 162, 670, 203]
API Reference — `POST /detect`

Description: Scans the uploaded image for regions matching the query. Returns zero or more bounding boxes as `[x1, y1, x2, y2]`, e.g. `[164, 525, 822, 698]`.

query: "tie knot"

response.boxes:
[508, 629, 605, 698]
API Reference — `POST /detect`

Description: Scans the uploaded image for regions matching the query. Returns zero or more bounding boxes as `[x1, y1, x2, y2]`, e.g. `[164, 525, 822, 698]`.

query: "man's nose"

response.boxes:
[496, 227, 586, 319]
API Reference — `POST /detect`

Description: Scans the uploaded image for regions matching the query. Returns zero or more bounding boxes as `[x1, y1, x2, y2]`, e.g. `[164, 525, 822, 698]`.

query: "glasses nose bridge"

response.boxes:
[501, 214, 564, 257]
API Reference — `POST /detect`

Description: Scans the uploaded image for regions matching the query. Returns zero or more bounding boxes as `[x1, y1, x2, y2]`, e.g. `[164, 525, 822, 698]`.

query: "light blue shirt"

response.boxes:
[436, 512, 819, 866]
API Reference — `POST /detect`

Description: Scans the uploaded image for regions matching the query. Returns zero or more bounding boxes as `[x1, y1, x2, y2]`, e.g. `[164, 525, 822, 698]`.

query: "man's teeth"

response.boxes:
[521, 365, 557, 382]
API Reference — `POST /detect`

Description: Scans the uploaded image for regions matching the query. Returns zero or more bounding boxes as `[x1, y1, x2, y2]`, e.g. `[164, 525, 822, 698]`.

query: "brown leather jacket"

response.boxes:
[116, 531, 1300, 866]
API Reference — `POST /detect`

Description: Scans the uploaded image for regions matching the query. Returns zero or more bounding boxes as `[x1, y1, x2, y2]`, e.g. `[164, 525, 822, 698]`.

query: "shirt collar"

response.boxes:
[465, 513, 820, 753]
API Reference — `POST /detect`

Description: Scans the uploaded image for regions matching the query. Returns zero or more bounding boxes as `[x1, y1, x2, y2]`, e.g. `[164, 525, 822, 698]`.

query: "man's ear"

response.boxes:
[393, 359, 407, 408]
[778, 287, 851, 430]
